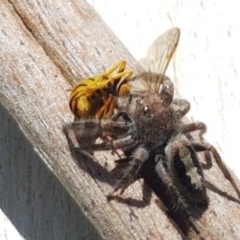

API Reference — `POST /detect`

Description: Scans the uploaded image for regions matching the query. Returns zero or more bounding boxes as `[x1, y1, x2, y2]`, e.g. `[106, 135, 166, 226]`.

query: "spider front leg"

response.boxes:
[63, 118, 131, 148]
[108, 144, 151, 196]
[192, 141, 240, 200]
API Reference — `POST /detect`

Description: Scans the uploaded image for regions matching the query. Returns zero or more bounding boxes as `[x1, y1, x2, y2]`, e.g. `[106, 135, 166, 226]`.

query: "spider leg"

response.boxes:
[181, 121, 207, 140]
[102, 60, 133, 97]
[155, 154, 204, 235]
[155, 153, 189, 209]
[181, 122, 213, 169]
[164, 136, 208, 207]
[180, 122, 240, 199]
[172, 98, 191, 119]
[66, 118, 130, 140]
[79, 134, 139, 152]
[108, 144, 150, 196]
[142, 179, 153, 204]
[192, 141, 240, 200]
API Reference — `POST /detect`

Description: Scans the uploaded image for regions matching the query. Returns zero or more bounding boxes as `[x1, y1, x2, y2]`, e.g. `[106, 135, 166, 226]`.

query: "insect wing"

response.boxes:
[139, 28, 180, 91]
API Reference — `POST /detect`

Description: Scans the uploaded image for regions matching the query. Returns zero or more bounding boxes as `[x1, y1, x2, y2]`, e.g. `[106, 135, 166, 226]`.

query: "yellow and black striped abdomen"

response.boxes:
[68, 61, 133, 119]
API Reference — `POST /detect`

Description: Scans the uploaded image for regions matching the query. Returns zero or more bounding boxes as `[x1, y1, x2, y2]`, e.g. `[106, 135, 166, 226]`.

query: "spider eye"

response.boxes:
[143, 106, 149, 115]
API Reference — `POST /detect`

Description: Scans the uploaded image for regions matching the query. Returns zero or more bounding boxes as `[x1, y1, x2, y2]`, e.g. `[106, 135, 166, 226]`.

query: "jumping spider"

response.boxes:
[68, 75, 240, 201]
[64, 27, 240, 236]
[66, 74, 240, 236]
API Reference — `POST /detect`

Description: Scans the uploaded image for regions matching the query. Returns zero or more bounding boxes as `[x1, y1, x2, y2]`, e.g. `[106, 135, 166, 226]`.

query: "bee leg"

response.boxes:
[103, 60, 126, 76]
[104, 60, 133, 82]
[95, 95, 117, 119]
[108, 145, 150, 196]
[172, 99, 191, 119]
[192, 141, 240, 200]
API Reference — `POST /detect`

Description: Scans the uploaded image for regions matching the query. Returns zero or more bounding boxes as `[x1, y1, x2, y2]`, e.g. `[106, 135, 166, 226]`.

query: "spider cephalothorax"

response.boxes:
[127, 91, 178, 144]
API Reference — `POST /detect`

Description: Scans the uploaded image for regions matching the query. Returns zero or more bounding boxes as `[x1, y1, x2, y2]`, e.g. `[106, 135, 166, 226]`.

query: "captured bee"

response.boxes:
[67, 28, 240, 234]
[68, 60, 133, 120]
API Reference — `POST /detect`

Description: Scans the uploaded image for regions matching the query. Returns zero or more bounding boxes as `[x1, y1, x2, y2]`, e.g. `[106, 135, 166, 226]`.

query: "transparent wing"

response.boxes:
[138, 28, 180, 92]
